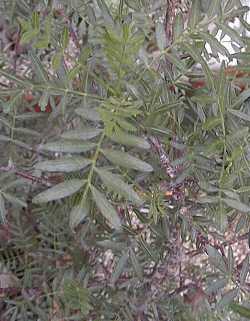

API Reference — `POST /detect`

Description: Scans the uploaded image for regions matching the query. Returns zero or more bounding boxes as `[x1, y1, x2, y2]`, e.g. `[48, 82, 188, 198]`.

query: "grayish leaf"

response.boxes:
[206, 245, 227, 272]
[61, 128, 102, 140]
[182, 42, 214, 90]
[40, 141, 96, 153]
[155, 21, 167, 50]
[30, 50, 49, 83]
[95, 167, 143, 206]
[111, 251, 129, 286]
[217, 288, 238, 308]
[35, 157, 91, 172]
[69, 205, 88, 231]
[91, 185, 121, 229]
[188, 0, 201, 29]
[96, 0, 114, 26]
[173, 13, 184, 40]
[0, 194, 6, 224]
[164, 53, 187, 73]
[33, 179, 85, 203]
[240, 255, 249, 285]
[222, 198, 250, 213]
[199, 31, 230, 56]
[130, 248, 143, 280]
[75, 107, 101, 121]
[206, 278, 227, 295]
[229, 108, 250, 122]
[109, 132, 150, 149]
[102, 149, 153, 172]
[3, 193, 27, 208]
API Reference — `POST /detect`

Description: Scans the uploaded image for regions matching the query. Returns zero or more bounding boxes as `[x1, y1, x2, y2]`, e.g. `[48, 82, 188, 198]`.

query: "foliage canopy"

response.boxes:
[1, 0, 250, 320]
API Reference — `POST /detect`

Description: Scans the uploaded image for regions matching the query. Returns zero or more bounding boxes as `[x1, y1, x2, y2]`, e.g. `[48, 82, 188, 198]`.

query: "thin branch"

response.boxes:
[0, 165, 52, 187]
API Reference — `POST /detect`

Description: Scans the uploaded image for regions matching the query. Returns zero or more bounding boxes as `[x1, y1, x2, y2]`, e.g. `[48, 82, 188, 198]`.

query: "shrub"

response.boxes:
[1, 0, 250, 320]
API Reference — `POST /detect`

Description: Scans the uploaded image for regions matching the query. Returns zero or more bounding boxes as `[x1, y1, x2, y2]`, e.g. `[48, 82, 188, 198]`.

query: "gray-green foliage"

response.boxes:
[1, 0, 250, 320]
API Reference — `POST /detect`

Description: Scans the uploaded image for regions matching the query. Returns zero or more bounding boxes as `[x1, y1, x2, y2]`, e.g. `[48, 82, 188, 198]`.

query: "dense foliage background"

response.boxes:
[1, 0, 250, 320]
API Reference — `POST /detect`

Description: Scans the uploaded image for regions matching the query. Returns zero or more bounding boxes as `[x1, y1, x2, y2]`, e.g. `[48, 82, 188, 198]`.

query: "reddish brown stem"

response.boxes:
[0, 165, 52, 187]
